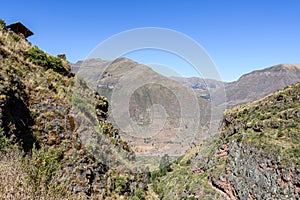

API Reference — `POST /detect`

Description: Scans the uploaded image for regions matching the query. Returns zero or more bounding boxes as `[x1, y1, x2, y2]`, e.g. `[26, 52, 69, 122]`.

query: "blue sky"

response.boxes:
[1, 0, 300, 81]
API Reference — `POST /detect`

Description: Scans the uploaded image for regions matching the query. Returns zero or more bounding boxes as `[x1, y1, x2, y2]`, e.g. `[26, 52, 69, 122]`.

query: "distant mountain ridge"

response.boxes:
[223, 64, 300, 107]
[171, 63, 300, 107]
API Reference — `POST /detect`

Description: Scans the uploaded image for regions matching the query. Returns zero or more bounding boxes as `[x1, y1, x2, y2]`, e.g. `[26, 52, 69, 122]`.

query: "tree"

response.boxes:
[159, 154, 171, 175]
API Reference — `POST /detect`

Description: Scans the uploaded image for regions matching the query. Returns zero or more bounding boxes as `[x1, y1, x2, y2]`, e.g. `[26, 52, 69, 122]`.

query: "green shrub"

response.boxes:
[27, 46, 48, 66]
[27, 46, 66, 73]
[159, 154, 171, 170]
[115, 176, 128, 190]
[47, 55, 64, 72]
[133, 187, 145, 199]
[22, 145, 63, 194]
[277, 130, 284, 138]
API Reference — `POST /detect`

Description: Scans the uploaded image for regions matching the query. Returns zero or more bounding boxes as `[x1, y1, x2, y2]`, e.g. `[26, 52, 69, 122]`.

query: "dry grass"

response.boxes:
[0, 150, 140, 199]
[0, 151, 32, 199]
[0, 151, 86, 200]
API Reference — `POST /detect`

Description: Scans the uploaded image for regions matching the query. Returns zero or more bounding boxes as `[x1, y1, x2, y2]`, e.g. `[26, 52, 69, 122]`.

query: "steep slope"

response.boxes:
[153, 81, 300, 199]
[0, 21, 152, 199]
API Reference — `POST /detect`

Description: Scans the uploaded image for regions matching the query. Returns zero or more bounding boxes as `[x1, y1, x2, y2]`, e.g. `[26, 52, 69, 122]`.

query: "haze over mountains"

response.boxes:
[71, 58, 300, 199]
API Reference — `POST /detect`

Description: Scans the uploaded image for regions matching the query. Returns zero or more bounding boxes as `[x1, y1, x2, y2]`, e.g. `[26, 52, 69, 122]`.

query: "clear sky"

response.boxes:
[1, 0, 300, 81]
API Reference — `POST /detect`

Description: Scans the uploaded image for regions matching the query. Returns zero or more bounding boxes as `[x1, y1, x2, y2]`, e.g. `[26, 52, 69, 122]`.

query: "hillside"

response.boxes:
[0, 20, 154, 199]
[152, 81, 300, 199]
[223, 64, 300, 107]
[72, 58, 221, 156]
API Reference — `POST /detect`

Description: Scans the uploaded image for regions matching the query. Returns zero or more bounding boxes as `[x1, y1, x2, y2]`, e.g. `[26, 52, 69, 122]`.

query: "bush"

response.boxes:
[22, 145, 63, 195]
[115, 176, 128, 192]
[133, 188, 145, 199]
[27, 46, 66, 73]
[277, 130, 284, 138]
[47, 55, 64, 72]
[27, 46, 48, 66]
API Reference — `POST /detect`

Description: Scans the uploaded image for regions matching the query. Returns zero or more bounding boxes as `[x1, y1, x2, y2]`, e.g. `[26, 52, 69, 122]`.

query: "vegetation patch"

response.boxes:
[27, 46, 68, 74]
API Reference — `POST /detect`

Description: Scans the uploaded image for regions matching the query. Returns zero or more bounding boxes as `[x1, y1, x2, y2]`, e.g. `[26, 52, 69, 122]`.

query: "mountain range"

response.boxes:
[72, 58, 300, 156]
[72, 59, 300, 109]
[173, 64, 300, 107]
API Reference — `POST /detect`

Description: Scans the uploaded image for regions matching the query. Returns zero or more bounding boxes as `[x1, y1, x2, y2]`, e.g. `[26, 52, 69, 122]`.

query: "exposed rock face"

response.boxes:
[208, 141, 300, 200]
[0, 73, 37, 152]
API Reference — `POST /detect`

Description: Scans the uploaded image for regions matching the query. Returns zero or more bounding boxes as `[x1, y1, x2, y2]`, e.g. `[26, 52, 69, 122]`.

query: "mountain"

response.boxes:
[174, 64, 300, 108]
[74, 58, 300, 110]
[72, 58, 222, 156]
[223, 64, 300, 107]
[152, 81, 300, 199]
[0, 21, 153, 199]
